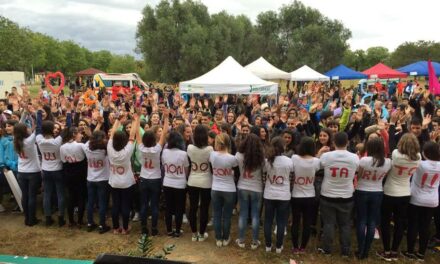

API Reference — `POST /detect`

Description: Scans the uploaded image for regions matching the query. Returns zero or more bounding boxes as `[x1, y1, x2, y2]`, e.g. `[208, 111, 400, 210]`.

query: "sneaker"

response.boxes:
[141, 226, 149, 235]
[121, 226, 131, 235]
[250, 240, 261, 250]
[232, 208, 237, 216]
[182, 214, 188, 224]
[376, 251, 392, 262]
[389, 252, 398, 261]
[235, 239, 245, 248]
[87, 223, 97, 232]
[374, 228, 380, 239]
[167, 231, 175, 237]
[415, 253, 425, 262]
[151, 228, 159, 236]
[317, 247, 331, 255]
[173, 230, 182, 238]
[98, 225, 110, 234]
[402, 251, 417, 260]
[222, 237, 231, 247]
[207, 218, 213, 227]
[276, 246, 284, 254]
[113, 228, 121, 235]
[198, 232, 208, 242]
[298, 248, 306, 254]
[265, 246, 272, 252]
[132, 212, 140, 222]
[192, 233, 198, 242]
[216, 240, 223, 247]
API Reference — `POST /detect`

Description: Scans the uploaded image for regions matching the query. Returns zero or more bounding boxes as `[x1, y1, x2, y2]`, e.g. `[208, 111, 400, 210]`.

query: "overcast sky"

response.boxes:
[1, 0, 438, 57]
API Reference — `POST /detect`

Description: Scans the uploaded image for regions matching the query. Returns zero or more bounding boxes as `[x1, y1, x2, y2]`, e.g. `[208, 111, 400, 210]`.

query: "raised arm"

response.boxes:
[159, 108, 170, 147]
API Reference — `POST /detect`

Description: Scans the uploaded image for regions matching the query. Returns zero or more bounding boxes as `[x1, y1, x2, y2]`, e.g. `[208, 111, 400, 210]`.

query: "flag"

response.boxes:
[428, 60, 440, 95]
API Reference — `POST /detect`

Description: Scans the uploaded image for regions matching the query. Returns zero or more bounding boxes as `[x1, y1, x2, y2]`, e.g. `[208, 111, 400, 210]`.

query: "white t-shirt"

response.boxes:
[263, 156, 294, 200]
[210, 151, 238, 192]
[138, 143, 163, 180]
[236, 152, 263, 193]
[320, 150, 359, 199]
[107, 139, 135, 189]
[161, 148, 189, 189]
[384, 149, 421, 197]
[82, 142, 110, 182]
[357, 157, 392, 192]
[291, 155, 320, 198]
[36, 135, 63, 171]
[410, 160, 440, 207]
[60, 141, 86, 163]
[18, 133, 41, 173]
[187, 144, 213, 188]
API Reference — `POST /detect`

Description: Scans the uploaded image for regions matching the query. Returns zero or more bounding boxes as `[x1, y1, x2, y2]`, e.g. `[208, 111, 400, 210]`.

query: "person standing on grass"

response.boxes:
[355, 137, 391, 260]
[290, 137, 320, 254]
[318, 132, 359, 257]
[161, 131, 190, 238]
[235, 134, 265, 250]
[107, 113, 140, 235]
[137, 108, 169, 237]
[36, 107, 68, 227]
[83, 130, 111, 234]
[403, 141, 440, 261]
[378, 133, 421, 261]
[13, 122, 41, 226]
[210, 133, 238, 247]
[187, 124, 213, 242]
[263, 137, 294, 254]
[60, 127, 88, 228]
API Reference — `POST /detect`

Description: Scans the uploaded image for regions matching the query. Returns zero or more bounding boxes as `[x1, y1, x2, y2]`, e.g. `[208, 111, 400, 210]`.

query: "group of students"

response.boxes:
[0, 82, 440, 262]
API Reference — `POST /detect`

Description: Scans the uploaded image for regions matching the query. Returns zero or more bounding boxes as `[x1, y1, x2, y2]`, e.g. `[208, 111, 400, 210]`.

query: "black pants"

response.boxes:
[64, 161, 87, 225]
[435, 192, 440, 239]
[111, 186, 133, 230]
[17, 172, 41, 225]
[381, 195, 409, 252]
[291, 197, 315, 249]
[407, 204, 435, 255]
[164, 186, 186, 233]
[188, 186, 211, 234]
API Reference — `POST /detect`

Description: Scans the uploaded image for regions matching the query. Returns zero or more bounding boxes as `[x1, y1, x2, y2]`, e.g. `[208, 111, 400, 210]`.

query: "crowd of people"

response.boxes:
[0, 80, 440, 262]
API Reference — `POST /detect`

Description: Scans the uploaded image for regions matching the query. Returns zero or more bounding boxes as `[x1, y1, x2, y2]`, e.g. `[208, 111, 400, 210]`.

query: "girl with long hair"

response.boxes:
[235, 134, 265, 249]
[290, 137, 320, 254]
[404, 142, 440, 261]
[379, 133, 421, 261]
[161, 131, 190, 237]
[263, 137, 294, 254]
[282, 129, 296, 157]
[83, 130, 111, 234]
[14, 122, 41, 226]
[137, 109, 169, 236]
[60, 126, 88, 227]
[355, 137, 391, 259]
[107, 113, 140, 234]
[210, 133, 238, 247]
[36, 107, 68, 227]
[187, 124, 213, 242]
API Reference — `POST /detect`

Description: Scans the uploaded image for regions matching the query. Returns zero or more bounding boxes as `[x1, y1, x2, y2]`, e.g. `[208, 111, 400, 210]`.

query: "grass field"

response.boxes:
[0, 197, 439, 264]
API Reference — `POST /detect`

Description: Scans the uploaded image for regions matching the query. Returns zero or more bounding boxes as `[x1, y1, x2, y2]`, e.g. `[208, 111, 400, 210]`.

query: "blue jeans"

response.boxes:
[355, 190, 383, 258]
[42, 170, 65, 217]
[211, 190, 236, 240]
[18, 172, 41, 224]
[87, 180, 110, 226]
[139, 178, 162, 230]
[264, 199, 290, 248]
[237, 189, 262, 242]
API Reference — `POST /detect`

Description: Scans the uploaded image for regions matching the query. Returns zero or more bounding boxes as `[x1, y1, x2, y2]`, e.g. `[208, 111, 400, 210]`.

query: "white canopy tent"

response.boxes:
[179, 56, 278, 95]
[245, 57, 290, 80]
[290, 65, 330, 81]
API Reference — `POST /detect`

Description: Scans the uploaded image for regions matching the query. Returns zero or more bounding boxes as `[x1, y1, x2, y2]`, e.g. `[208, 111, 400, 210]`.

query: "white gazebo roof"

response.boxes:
[290, 65, 330, 81]
[245, 57, 290, 80]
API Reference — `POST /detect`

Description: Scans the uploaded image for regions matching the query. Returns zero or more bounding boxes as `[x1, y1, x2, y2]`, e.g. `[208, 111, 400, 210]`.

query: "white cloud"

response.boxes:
[1, 0, 439, 55]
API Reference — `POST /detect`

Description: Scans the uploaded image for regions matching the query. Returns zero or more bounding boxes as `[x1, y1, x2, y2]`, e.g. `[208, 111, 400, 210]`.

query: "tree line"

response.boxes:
[2, 0, 440, 84]
[0, 16, 143, 79]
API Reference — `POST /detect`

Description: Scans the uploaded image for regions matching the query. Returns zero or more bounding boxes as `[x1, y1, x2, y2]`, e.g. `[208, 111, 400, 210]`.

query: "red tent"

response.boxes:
[362, 63, 407, 79]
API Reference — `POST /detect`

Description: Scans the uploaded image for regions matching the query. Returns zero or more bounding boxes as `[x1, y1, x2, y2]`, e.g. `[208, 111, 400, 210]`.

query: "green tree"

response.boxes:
[388, 41, 440, 68]
[91, 50, 113, 71]
[364, 46, 390, 67]
[107, 54, 137, 73]
[343, 49, 367, 71]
